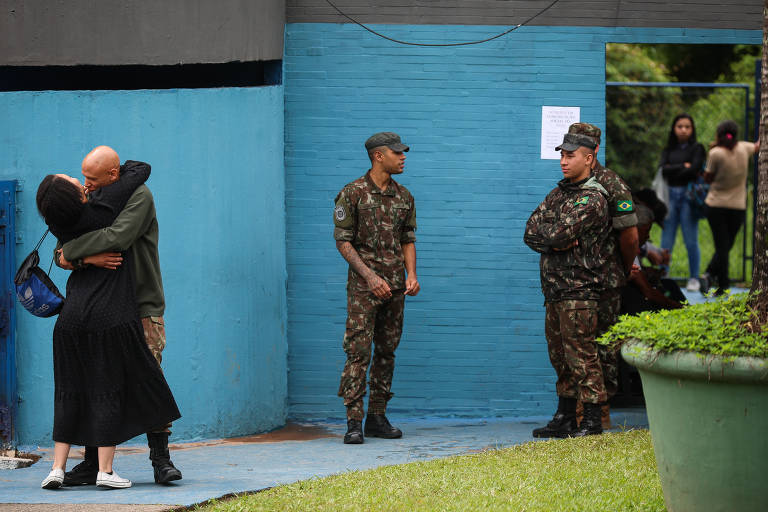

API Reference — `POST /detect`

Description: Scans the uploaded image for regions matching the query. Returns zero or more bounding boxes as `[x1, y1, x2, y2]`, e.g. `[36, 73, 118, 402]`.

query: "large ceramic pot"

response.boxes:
[622, 341, 768, 512]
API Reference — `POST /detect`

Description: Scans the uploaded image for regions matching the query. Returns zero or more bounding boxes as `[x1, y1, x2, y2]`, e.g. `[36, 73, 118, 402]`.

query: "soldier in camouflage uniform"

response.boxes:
[524, 132, 613, 438]
[568, 123, 638, 428]
[333, 132, 420, 444]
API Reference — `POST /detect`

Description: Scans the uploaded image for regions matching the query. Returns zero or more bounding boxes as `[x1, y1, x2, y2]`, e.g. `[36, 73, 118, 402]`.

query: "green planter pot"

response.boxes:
[622, 341, 768, 512]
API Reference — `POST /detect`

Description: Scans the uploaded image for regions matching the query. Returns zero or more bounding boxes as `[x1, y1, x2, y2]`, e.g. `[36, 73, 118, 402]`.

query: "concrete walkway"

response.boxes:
[0, 411, 648, 511]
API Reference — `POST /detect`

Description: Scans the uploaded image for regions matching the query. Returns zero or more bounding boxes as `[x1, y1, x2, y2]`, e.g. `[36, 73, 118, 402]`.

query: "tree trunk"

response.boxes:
[750, 0, 768, 321]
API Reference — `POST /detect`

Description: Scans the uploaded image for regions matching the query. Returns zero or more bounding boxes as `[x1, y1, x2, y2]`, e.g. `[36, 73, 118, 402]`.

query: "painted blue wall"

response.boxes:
[284, 24, 761, 419]
[0, 86, 287, 446]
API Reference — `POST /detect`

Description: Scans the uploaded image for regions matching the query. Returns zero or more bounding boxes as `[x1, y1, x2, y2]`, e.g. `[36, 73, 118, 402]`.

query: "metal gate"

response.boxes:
[0, 181, 17, 450]
[606, 80, 758, 283]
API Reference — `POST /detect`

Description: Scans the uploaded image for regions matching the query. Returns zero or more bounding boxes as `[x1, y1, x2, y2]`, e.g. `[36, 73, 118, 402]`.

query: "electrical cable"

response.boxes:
[324, 0, 561, 47]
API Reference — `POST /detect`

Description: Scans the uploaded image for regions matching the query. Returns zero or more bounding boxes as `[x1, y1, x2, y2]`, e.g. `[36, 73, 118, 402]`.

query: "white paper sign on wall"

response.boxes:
[541, 106, 580, 160]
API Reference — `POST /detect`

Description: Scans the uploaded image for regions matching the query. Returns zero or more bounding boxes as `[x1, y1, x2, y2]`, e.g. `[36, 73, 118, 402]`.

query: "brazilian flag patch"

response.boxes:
[574, 196, 589, 206]
[617, 200, 634, 212]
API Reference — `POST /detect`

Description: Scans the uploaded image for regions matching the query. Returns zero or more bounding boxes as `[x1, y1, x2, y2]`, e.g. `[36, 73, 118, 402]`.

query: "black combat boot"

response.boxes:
[63, 446, 98, 485]
[532, 397, 577, 438]
[343, 419, 364, 444]
[364, 414, 403, 439]
[562, 402, 603, 437]
[147, 432, 183, 484]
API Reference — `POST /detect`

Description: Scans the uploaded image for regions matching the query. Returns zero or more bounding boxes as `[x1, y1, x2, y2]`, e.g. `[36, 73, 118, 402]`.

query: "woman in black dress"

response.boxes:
[35, 163, 180, 489]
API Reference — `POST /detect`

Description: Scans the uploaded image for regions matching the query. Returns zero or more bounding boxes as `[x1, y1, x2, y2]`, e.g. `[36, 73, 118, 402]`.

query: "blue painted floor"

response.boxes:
[0, 412, 648, 507]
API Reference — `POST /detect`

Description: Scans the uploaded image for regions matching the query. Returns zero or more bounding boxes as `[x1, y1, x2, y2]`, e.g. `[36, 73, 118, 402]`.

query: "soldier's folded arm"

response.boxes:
[523, 203, 555, 253]
[535, 195, 606, 249]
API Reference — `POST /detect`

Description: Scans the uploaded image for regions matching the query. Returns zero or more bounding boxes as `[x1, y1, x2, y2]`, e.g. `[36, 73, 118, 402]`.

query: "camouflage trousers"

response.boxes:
[338, 289, 405, 421]
[141, 316, 171, 432]
[597, 288, 622, 399]
[545, 300, 607, 404]
[141, 316, 166, 365]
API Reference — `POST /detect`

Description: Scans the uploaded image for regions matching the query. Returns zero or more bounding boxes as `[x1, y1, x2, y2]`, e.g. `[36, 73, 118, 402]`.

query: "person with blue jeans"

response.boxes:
[659, 113, 705, 292]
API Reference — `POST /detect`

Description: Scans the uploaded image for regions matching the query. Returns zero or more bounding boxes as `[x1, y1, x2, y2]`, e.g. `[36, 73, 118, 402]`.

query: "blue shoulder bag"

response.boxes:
[14, 229, 65, 318]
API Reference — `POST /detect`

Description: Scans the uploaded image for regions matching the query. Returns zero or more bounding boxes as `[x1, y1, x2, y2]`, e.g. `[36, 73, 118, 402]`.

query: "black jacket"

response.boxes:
[659, 142, 705, 187]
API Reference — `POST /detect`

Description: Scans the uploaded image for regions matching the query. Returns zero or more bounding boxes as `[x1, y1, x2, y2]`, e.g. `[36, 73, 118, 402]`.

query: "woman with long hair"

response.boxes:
[703, 120, 758, 295]
[36, 163, 180, 490]
[659, 113, 706, 291]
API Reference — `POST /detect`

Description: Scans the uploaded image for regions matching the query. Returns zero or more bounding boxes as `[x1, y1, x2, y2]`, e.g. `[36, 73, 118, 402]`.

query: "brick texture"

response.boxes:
[284, 24, 760, 419]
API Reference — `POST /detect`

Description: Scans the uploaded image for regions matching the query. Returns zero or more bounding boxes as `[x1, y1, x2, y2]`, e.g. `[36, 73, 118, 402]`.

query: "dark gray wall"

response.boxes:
[1, 0, 285, 66]
[287, 0, 761, 30]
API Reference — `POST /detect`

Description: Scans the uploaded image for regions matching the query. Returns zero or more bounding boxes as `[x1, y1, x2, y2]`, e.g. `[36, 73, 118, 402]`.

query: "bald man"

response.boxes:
[56, 146, 182, 486]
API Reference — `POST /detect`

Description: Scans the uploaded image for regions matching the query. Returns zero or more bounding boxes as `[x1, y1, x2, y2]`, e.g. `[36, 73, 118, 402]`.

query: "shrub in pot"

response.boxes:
[599, 293, 768, 512]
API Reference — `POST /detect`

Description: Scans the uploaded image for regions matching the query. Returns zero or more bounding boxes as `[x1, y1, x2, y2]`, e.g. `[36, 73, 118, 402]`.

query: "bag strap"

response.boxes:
[34, 228, 50, 252]
[33, 229, 56, 274]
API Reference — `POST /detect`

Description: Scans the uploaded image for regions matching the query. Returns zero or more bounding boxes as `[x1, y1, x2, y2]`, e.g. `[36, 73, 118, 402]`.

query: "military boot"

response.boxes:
[364, 414, 402, 439]
[343, 419, 364, 444]
[63, 446, 98, 485]
[532, 397, 577, 438]
[562, 402, 603, 437]
[147, 432, 183, 484]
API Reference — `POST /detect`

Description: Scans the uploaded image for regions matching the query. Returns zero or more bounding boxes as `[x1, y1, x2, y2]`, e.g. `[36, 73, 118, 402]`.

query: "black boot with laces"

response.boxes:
[364, 414, 403, 439]
[532, 396, 577, 438]
[343, 419, 364, 444]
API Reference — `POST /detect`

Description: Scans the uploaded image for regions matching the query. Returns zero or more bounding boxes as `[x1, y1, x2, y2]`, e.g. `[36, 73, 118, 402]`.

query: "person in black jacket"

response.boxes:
[658, 113, 705, 292]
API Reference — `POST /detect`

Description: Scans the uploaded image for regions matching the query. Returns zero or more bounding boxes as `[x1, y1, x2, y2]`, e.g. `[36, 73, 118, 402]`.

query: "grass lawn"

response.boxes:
[193, 430, 664, 512]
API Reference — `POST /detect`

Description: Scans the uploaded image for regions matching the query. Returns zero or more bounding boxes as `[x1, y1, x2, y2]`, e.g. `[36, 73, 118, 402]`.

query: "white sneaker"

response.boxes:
[686, 278, 700, 292]
[96, 471, 132, 489]
[41, 468, 64, 489]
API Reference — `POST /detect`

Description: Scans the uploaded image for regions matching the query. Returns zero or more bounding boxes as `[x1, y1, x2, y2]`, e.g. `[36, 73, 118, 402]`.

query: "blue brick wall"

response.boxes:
[284, 24, 760, 419]
[1, 86, 288, 445]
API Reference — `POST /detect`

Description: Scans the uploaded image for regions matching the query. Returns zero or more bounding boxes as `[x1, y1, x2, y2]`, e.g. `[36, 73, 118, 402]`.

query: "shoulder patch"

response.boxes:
[334, 204, 347, 222]
[574, 196, 590, 206]
[617, 200, 634, 212]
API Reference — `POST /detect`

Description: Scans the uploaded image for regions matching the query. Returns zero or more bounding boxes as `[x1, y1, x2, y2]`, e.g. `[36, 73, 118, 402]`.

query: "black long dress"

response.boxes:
[48, 162, 180, 446]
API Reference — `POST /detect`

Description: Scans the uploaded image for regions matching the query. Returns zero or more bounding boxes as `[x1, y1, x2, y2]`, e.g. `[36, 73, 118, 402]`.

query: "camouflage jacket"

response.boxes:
[524, 175, 612, 303]
[334, 172, 417, 291]
[593, 161, 637, 289]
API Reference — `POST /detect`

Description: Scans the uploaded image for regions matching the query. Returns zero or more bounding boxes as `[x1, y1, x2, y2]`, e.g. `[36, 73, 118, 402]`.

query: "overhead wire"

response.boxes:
[323, 0, 562, 47]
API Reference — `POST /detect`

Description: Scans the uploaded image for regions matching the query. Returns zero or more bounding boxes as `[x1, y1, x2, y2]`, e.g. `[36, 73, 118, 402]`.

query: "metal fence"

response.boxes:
[605, 81, 757, 283]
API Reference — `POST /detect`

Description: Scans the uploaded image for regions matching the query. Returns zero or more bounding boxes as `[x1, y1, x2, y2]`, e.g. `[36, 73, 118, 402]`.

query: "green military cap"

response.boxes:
[568, 123, 601, 144]
[555, 133, 598, 151]
[365, 132, 410, 152]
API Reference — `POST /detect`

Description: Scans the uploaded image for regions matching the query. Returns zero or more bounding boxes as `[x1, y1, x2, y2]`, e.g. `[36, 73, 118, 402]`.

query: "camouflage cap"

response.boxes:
[365, 132, 410, 152]
[568, 122, 602, 144]
[555, 133, 598, 152]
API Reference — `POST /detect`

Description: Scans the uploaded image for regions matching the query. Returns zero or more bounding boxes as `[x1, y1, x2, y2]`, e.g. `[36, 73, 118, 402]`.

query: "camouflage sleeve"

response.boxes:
[535, 192, 607, 250]
[523, 200, 555, 254]
[333, 189, 355, 242]
[608, 177, 637, 230]
[595, 167, 637, 230]
[400, 197, 416, 244]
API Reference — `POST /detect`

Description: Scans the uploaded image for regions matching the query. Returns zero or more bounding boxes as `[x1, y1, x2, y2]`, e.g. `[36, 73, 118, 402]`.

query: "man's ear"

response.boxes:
[108, 166, 120, 182]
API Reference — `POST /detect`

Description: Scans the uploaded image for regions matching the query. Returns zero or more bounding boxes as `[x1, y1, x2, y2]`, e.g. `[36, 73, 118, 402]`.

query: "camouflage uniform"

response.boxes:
[334, 172, 417, 421]
[591, 161, 637, 398]
[524, 176, 612, 404]
[568, 123, 638, 399]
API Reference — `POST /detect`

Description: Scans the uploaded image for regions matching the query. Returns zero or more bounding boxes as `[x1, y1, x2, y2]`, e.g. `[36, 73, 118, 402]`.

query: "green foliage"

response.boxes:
[598, 293, 768, 358]
[194, 431, 663, 512]
[605, 43, 760, 190]
[605, 44, 680, 190]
